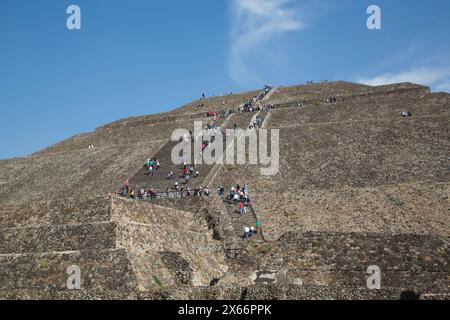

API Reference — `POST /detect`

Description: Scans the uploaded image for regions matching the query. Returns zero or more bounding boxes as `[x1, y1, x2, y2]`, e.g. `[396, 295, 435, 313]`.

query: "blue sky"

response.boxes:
[1, 0, 449, 159]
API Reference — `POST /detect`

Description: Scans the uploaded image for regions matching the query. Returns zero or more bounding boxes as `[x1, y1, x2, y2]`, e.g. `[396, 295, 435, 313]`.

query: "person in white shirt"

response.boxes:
[244, 226, 251, 239]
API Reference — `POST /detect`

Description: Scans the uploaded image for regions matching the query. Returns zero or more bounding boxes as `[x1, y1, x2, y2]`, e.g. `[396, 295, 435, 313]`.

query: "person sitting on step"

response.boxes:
[138, 188, 145, 200]
[400, 111, 412, 117]
[148, 188, 157, 200]
[229, 189, 235, 202]
[218, 186, 225, 197]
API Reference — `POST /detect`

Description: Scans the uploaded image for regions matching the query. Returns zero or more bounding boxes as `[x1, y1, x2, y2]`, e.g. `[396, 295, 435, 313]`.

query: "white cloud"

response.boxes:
[434, 80, 450, 92]
[359, 66, 450, 92]
[229, 0, 305, 86]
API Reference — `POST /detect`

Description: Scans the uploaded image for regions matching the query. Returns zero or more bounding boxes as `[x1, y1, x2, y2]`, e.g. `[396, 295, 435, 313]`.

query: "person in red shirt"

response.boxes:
[123, 179, 129, 196]
[239, 202, 245, 215]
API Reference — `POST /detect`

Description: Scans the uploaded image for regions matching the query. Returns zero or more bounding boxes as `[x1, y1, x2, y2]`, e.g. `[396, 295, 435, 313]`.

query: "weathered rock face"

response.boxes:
[276, 232, 449, 291]
[0, 196, 112, 229]
[0, 82, 449, 300]
[0, 221, 117, 254]
[0, 249, 138, 292]
[160, 251, 193, 285]
[0, 142, 162, 206]
[0, 196, 228, 294]
[266, 82, 431, 105]
[111, 198, 228, 288]
[214, 231, 449, 293]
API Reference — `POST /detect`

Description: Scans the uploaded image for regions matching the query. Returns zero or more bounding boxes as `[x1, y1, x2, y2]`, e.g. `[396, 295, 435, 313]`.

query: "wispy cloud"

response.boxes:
[229, 0, 305, 86]
[359, 66, 450, 93]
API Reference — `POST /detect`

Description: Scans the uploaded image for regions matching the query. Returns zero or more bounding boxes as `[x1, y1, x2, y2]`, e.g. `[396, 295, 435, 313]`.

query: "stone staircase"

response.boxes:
[222, 198, 264, 243]
[124, 87, 273, 260]
[127, 87, 274, 193]
[128, 140, 213, 192]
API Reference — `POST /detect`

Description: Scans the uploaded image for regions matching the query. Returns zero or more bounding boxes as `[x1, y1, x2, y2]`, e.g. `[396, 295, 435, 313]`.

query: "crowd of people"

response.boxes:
[122, 179, 264, 239]
[121, 179, 157, 200]
[326, 96, 338, 103]
[400, 111, 412, 117]
[226, 184, 251, 208]
[239, 103, 276, 114]
[248, 114, 263, 129]
[122, 124, 221, 201]
[120, 86, 272, 213]
[218, 183, 263, 239]
[240, 85, 273, 112]
[165, 182, 211, 198]
[147, 158, 160, 176]
[243, 225, 260, 239]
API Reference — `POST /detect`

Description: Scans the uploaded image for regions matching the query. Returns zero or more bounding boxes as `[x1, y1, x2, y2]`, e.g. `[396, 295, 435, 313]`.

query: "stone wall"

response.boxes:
[0, 249, 137, 291]
[111, 198, 229, 288]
